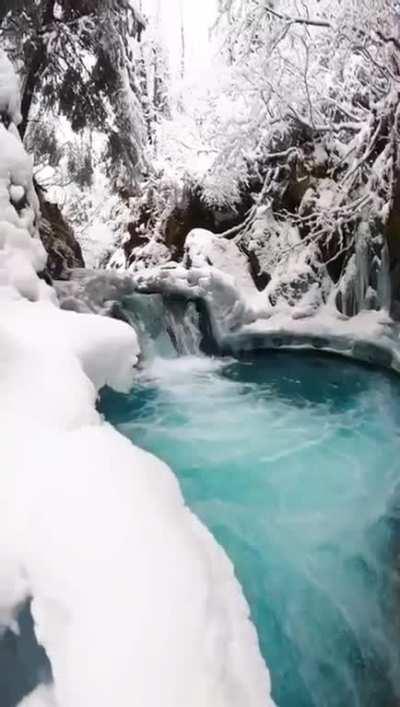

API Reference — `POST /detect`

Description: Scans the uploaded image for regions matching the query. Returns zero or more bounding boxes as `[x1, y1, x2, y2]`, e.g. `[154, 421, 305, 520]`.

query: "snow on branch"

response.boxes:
[265, 7, 331, 29]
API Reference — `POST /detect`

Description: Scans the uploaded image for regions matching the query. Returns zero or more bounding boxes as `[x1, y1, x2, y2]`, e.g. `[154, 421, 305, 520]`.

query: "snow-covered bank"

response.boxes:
[0, 52, 273, 707]
[223, 310, 398, 370]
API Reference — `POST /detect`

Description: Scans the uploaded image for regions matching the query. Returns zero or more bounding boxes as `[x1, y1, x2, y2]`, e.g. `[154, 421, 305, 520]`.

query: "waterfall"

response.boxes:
[54, 270, 209, 359]
[164, 300, 202, 356]
[121, 293, 203, 360]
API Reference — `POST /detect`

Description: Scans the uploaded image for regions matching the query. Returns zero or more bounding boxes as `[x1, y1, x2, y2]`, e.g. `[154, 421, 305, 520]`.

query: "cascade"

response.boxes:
[120, 293, 203, 360]
[163, 299, 202, 356]
[55, 271, 206, 360]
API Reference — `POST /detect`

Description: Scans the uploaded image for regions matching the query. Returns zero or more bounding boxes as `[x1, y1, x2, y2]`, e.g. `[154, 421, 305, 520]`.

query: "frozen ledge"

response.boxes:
[219, 310, 400, 374]
[129, 263, 400, 375]
[62, 267, 400, 375]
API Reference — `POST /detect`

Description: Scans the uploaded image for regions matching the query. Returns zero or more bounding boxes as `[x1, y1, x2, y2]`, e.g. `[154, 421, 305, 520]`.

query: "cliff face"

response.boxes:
[38, 193, 84, 280]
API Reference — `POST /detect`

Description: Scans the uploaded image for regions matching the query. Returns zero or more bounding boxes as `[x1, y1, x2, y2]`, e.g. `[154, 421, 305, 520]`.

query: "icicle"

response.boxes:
[336, 225, 392, 317]
[377, 242, 391, 313]
[354, 237, 369, 313]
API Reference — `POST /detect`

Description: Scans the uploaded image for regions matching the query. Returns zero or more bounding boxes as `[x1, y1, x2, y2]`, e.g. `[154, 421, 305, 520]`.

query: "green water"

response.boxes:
[101, 352, 400, 707]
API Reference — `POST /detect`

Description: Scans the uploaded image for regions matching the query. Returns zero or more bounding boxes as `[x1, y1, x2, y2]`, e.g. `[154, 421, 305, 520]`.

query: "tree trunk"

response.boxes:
[19, 46, 45, 139]
[19, 0, 55, 139]
[384, 99, 400, 312]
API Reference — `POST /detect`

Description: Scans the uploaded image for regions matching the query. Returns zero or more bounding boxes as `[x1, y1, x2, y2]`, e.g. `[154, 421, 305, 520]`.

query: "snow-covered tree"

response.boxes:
[118, 0, 400, 314]
[192, 0, 398, 310]
[134, 25, 171, 149]
[0, 0, 147, 189]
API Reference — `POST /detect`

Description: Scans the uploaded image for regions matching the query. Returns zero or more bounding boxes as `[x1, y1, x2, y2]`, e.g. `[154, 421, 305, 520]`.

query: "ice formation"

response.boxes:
[0, 51, 273, 707]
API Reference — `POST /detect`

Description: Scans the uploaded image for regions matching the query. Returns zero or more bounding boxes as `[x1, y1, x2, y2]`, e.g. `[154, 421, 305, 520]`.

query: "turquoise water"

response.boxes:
[101, 352, 400, 707]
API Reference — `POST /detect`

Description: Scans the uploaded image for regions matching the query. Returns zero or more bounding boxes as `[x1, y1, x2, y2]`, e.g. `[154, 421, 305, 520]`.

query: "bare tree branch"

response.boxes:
[266, 6, 331, 29]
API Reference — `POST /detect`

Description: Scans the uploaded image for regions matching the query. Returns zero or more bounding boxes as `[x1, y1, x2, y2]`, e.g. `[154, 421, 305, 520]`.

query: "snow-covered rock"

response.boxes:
[127, 227, 400, 373]
[0, 51, 274, 707]
[0, 49, 22, 126]
[184, 228, 255, 294]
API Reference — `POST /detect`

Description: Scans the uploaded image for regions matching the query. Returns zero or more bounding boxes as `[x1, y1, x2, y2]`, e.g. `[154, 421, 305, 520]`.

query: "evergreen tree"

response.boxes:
[0, 0, 147, 187]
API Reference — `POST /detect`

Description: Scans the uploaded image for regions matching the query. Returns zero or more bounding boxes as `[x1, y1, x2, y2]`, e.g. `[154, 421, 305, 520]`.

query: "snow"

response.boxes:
[0, 299, 272, 707]
[225, 308, 399, 369]
[0, 49, 22, 126]
[184, 228, 257, 297]
[3, 416, 270, 707]
[79, 221, 115, 268]
[55, 268, 138, 314]
[18, 686, 56, 707]
[0, 51, 273, 707]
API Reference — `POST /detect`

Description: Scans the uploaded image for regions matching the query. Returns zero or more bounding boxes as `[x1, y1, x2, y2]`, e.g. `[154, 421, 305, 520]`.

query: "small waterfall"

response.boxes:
[54, 269, 207, 360]
[121, 293, 176, 360]
[121, 293, 203, 360]
[164, 300, 202, 356]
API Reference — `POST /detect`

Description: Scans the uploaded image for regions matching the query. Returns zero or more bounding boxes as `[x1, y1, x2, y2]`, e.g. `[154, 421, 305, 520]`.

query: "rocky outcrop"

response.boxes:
[38, 193, 84, 279]
[111, 186, 252, 272]
[163, 188, 248, 260]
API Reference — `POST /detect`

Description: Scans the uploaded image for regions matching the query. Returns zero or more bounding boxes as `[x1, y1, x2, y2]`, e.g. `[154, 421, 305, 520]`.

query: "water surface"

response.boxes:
[102, 352, 400, 707]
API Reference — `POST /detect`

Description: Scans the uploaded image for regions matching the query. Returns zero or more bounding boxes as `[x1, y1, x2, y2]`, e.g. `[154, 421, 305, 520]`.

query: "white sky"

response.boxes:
[140, 0, 217, 79]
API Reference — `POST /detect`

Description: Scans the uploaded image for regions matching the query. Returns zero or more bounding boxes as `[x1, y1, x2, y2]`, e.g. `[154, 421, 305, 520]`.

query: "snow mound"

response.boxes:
[184, 228, 256, 296]
[0, 52, 273, 707]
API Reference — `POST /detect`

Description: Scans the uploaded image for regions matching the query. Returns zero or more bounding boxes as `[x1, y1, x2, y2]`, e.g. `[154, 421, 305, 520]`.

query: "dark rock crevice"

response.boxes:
[38, 193, 85, 280]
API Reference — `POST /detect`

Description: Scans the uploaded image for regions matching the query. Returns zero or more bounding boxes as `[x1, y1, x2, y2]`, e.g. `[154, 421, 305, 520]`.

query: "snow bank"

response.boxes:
[224, 308, 400, 372]
[1, 303, 272, 707]
[0, 53, 273, 707]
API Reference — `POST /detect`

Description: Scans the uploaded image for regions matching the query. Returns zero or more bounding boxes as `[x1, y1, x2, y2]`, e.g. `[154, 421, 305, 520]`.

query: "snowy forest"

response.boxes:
[3, 0, 400, 315]
[2, 1, 400, 707]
